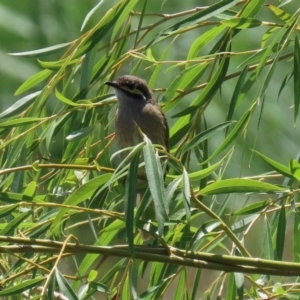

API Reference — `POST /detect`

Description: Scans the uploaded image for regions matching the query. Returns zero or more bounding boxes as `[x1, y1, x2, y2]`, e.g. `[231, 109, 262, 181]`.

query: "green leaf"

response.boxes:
[240, 0, 265, 18]
[290, 159, 300, 181]
[0, 91, 40, 119]
[66, 126, 95, 141]
[191, 269, 202, 300]
[51, 173, 112, 234]
[0, 211, 31, 236]
[0, 192, 34, 203]
[0, 204, 18, 218]
[294, 35, 300, 124]
[0, 278, 44, 296]
[55, 89, 78, 106]
[125, 151, 140, 256]
[172, 40, 230, 118]
[200, 179, 286, 195]
[221, 18, 262, 29]
[226, 66, 248, 125]
[15, 69, 52, 96]
[182, 168, 191, 220]
[0, 117, 44, 128]
[182, 121, 235, 153]
[226, 273, 236, 300]
[232, 200, 270, 215]
[111, 0, 138, 43]
[81, 0, 104, 31]
[143, 135, 168, 236]
[38, 58, 79, 70]
[8, 42, 72, 57]
[234, 272, 244, 300]
[134, 0, 147, 47]
[294, 211, 300, 262]
[187, 25, 226, 60]
[254, 150, 293, 178]
[275, 203, 286, 260]
[55, 268, 79, 300]
[263, 215, 274, 260]
[267, 4, 292, 23]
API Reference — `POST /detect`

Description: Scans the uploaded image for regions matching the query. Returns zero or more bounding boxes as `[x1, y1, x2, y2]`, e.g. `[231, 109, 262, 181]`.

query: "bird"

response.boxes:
[105, 75, 169, 155]
[105, 75, 169, 239]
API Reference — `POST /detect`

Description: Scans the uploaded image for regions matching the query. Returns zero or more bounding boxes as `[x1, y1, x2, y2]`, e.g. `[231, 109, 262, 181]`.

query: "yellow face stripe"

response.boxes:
[120, 85, 146, 99]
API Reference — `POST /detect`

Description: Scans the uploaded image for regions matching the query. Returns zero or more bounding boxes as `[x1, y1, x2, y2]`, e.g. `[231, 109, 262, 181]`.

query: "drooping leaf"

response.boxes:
[200, 178, 286, 195]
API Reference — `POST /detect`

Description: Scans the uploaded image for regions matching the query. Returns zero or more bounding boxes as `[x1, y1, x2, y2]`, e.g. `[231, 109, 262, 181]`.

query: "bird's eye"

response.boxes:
[127, 84, 135, 90]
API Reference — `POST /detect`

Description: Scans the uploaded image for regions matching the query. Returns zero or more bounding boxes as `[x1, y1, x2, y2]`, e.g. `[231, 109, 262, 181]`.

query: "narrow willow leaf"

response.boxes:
[275, 203, 286, 260]
[178, 63, 208, 90]
[55, 269, 79, 300]
[130, 261, 138, 299]
[0, 192, 34, 203]
[221, 18, 262, 29]
[0, 91, 40, 119]
[23, 181, 37, 197]
[81, 0, 104, 31]
[256, 14, 298, 78]
[200, 178, 285, 195]
[122, 275, 130, 300]
[202, 110, 251, 164]
[226, 66, 248, 125]
[172, 55, 229, 118]
[168, 161, 221, 182]
[278, 67, 293, 99]
[234, 273, 244, 300]
[267, 4, 292, 22]
[55, 89, 78, 106]
[191, 269, 202, 300]
[134, 0, 147, 47]
[143, 135, 168, 236]
[1, 211, 31, 236]
[148, 36, 177, 88]
[0, 278, 44, 296]
[170, 122, 192, 148]
[15, 69, 52, 96]
[182, 168, 191, 220]
[0, 204, 18, 218]
[226, 273, 236, 300]
[80, 51, 93, 94]
[174, 270, 186, 300]
[66, 126, 94, 141]
[165, 178, 182, 209]
[232, 200, 270, 215]
[111, 0, 138, 43]
[182, 121, 235, 153]
[187, 25, 226, 60]
[263, 215, 274, 260]
[294, 35, 300, 123]
[8, 42, 72, 57]
[51, 173, 112, 234]
[240, 0, 265, 18]
[0, 117, 43, 128]
[254, 150, 292, 178]
[38, 58, 79, 70]
[125, 151, 140, 257]
[290, 159, 300, 181]
[293, 211, 300, 262]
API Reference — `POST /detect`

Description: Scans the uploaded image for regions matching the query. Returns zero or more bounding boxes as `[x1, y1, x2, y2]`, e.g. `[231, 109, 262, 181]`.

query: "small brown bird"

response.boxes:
[105, 75, 169, 154]
[105, 75, 169, 239]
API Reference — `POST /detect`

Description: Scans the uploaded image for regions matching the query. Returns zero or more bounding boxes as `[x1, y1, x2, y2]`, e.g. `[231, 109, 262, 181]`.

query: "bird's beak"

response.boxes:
[104, 81, 118, 88]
